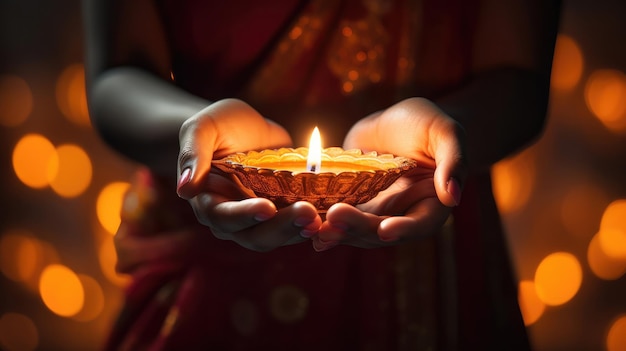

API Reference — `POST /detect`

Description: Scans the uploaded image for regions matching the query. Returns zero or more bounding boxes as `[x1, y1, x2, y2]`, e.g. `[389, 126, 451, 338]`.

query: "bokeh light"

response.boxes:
[598, 199, 626, 260]
[0, 74, 33, 127]
[0, 230, 62, 292]
[48, 144, 92, 198]
[600, 199, 626, 233]
[0, 313, 39, 351]
[491, 149, 536, 214]
[588, 232, 626, 280]
[0, 230, 39, 283]
[588, 199, 626, 279]
[39, 264, 85, 317]
[518, 280, 546, 326]
[550, 34, 584, 91]
[342, 81, 354, 94]
[584, 69, 626, 133]
[534, 252, 582, 306]
[73, 274, 105, 322]
[56, 64, 91, 127]
[96, 182, 130, 235]
[598, 229, 626, 260]
[607, 314, 626, 351]
[12, 134, 59, 189]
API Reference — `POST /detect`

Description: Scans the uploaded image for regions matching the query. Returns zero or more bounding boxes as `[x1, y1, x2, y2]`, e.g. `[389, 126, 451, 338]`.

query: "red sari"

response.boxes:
[106, 1, 530, 350]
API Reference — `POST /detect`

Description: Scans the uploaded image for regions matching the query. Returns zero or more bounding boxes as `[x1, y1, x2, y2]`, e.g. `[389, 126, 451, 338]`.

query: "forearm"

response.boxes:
[437, 66, 551, 172]
[88, 67, 210, 176]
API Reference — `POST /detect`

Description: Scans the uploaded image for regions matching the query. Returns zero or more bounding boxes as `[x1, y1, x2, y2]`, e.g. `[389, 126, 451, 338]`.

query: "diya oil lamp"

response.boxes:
[212, 127, 417, 211]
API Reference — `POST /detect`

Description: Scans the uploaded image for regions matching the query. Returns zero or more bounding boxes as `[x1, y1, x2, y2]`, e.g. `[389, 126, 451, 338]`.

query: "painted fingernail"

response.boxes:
[447, 177, 462, 206]
[177, 168, 192, 194]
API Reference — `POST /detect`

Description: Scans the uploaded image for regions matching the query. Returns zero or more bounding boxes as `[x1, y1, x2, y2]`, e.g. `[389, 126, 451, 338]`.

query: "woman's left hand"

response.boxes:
[313, 97, 468, 251]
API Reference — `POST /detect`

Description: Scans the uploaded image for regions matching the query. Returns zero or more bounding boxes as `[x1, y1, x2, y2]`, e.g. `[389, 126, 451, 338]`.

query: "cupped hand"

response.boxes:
[177, 98, 322, 251]
[314, 97, 468, 250]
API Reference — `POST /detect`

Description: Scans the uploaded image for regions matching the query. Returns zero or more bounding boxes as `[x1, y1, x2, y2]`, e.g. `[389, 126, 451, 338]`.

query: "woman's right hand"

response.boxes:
[176, 99, 322, 252]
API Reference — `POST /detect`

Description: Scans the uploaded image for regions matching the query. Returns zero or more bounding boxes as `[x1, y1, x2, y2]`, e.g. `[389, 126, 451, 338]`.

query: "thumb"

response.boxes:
[176, 115, 216, 199]
[432, 122, 467, 207]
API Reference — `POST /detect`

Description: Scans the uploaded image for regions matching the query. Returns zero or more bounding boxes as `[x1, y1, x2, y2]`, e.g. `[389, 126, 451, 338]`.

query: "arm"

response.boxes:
[83, 0, 209, 176]
[83, 0, 321, 252]
[438, 0, 561, 171]
[316, 0, 561, 249]
[344, 0, 561, 205]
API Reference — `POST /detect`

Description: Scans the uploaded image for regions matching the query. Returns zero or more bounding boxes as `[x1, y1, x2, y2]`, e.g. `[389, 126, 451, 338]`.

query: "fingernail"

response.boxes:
[447, 177, 462, 206]
[294, 217, 314, 227]
[380, 234, 400, 242]
[254, 212, 273, 222]
[177, 168, 192, 194]
[300, 229, 317, 238]
[313, 240, 339, 252]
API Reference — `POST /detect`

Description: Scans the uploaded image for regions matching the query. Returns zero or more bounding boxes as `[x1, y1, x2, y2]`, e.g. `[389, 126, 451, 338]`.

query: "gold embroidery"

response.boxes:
[327, 15, 388, 94]
[244, 0, 339, 101]
[327, 0, 392, 95]
[244, 0, 423, 101]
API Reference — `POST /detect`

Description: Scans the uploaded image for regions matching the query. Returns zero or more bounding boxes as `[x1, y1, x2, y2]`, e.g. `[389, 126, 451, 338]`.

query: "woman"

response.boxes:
[83, 0, 560, 349]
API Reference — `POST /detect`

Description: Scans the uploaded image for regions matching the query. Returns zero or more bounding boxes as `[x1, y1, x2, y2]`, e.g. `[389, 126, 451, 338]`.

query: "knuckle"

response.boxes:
[179, 115, 198, 139]
[177, 145, 196, 169]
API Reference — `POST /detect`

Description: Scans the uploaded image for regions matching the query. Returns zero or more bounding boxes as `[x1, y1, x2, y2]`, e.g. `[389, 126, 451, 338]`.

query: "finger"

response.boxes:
[431, 118, 468, 207]
[378, 197, 450, 241]
[230, 201, 322, 252]
[203, 197, 279, 234]
[318, 203, 383, 247]
[188, 172, 267, 233]
[177, 99, 292, 199]
[177, 114, 217, 199]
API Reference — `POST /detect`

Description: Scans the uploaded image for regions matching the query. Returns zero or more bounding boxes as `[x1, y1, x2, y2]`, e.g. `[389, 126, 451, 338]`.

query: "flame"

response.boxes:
[307, 127, 322, 173]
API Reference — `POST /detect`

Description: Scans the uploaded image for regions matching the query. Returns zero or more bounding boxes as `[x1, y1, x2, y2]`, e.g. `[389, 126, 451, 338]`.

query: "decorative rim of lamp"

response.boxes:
[212, 147, 418, 211]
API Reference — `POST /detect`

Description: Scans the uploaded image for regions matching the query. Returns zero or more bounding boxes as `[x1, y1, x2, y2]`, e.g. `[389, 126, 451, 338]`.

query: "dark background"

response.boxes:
[1, 1, 626, 350]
